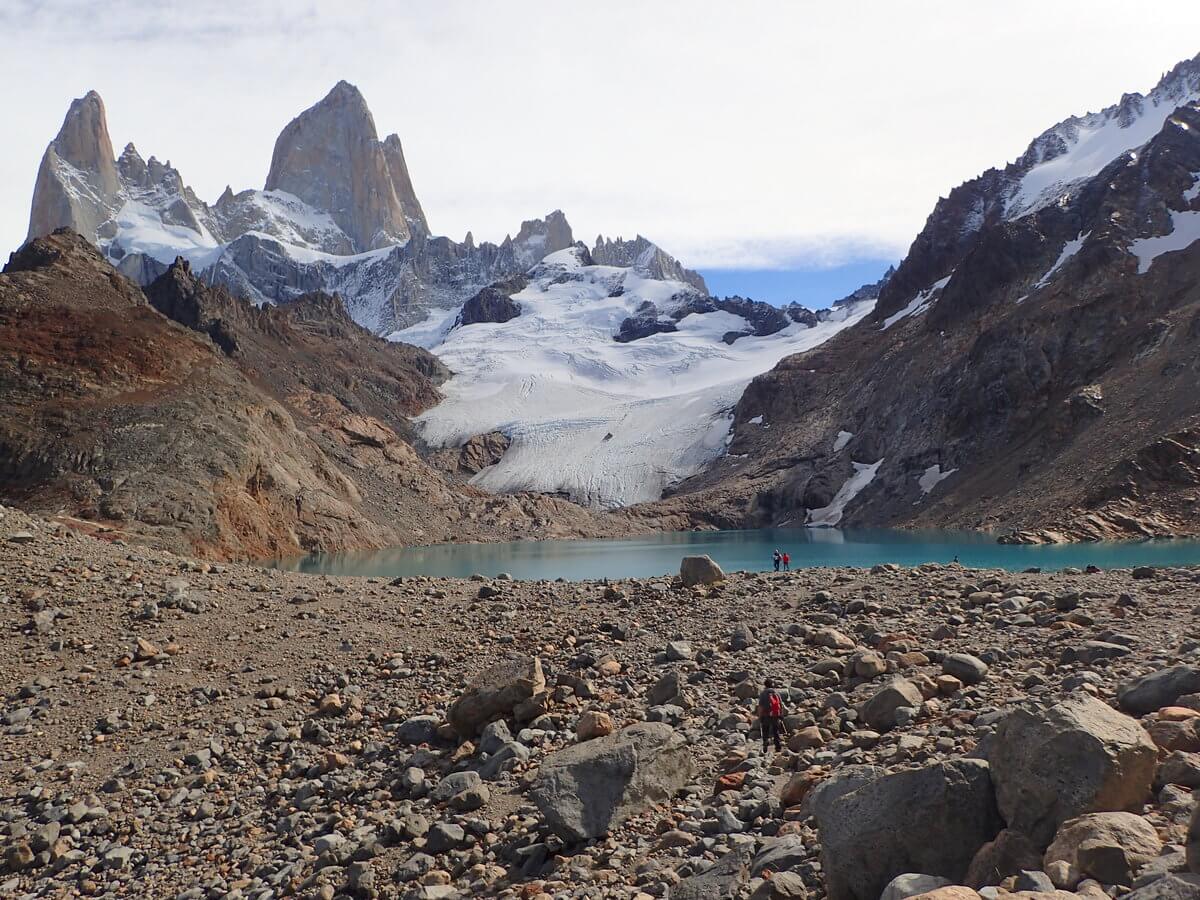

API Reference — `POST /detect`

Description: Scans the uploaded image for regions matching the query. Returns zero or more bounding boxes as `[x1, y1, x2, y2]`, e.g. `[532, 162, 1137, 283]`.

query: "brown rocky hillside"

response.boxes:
[0, 230, 617, 559]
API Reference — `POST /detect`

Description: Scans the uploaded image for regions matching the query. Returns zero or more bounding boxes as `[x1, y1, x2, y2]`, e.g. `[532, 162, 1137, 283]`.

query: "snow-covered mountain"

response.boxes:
[28, 79, 868, 511]
[24, 83, 609, 332]
[875, 53, 1200, 324]
[394, 247, 872, 508]
[647, 52, 1200, 543]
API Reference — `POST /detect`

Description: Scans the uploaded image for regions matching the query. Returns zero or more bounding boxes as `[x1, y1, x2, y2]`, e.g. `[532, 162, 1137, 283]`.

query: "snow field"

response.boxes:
[395, 248, 874, 508]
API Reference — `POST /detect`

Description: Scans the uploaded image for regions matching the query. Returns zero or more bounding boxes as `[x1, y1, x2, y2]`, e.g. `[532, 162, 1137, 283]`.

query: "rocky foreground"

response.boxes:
[5, 505, 1200, 899]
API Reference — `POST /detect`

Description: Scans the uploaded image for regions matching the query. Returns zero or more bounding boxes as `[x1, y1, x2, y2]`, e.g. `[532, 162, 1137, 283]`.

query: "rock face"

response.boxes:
[985, 694, 1157, 846]
[453, 432, 511, 476]
[591, 235, 707, 293]
[27, 91, 121, 243]
[447, 656, 545, 737]
[455, 276, 526, 327]
[264, 81, 423, 252]
[381, 133, 428, 237]
[530, 722, 691, 842]
[816, 759, 1001, 900]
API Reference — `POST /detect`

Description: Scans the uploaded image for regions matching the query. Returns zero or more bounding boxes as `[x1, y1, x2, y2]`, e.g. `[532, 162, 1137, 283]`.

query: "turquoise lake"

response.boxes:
[270, 528, 1200, 581]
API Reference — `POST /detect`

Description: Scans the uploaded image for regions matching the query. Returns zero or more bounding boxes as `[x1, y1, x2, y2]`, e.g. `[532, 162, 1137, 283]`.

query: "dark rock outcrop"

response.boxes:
[455, 276, 526, 327]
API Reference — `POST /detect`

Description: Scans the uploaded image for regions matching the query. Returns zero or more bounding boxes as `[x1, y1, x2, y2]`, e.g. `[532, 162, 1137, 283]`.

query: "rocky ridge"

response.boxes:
[0, 230, 623, 559]
[25, 86, 703, 334]
[5, 506, 1200, 898]
[639, 61, 1200, 543]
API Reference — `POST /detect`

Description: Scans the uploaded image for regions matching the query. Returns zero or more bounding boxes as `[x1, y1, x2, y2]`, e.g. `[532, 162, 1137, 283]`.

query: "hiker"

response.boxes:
[758, 678, 787, 753]
[782, 551, 791, 571]
[772, 549, 781, 572]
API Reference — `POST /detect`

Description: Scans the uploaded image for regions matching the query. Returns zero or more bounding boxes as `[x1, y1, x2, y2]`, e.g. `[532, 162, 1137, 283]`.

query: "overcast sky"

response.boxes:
[2, 1, 1198, 277]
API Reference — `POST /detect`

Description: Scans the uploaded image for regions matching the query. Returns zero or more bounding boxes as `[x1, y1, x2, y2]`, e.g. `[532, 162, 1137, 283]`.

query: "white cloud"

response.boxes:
[2, 1, 1199, 271]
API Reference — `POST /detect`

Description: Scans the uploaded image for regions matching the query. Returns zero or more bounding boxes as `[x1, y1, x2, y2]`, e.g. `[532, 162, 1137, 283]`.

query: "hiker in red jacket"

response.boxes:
[758, 678, 787, 753]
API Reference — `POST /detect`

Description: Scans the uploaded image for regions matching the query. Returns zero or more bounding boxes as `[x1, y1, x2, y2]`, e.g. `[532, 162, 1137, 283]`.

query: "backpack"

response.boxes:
[766, 691, 782, 717]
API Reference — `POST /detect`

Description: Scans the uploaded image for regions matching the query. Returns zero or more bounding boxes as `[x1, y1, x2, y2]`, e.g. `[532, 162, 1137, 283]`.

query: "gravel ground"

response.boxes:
[2, 502, 1199, 899]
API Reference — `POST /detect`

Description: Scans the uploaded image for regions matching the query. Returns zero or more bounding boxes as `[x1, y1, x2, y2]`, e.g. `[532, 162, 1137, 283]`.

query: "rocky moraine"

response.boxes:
[5, 503, 1200, 899]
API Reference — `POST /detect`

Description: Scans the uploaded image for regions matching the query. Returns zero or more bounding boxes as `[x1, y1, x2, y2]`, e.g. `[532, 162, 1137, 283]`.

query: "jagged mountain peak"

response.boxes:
[27, 88, 120, 242]
[875, 50, 1200, 323]
[513, 210, 573, 252]
[591, 233, 708, 294]
[24, 86, 708, 336]
[264, 81, 423, 252]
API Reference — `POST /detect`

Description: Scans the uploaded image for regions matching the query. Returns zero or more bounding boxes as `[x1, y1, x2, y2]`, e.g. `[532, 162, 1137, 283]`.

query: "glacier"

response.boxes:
[393, 247, 874, 508]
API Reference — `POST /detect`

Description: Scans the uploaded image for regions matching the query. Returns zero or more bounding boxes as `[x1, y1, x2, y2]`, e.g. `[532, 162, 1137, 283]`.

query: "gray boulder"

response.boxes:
[1044, 811, 1162, 887]
[879, 874, 952, 900]
[648, 670, 689, 708]
[942, 653, 989, 685]
[859, 677, 923, 732]
[985, 694, 1157, 847]
[531, 722, 692, 842]
[799, 765, 887, 822]
[680, 555, 725, 587]
[670, 846, 752, 899]
[1127, 874, 1200, 899]
[729, 623, 755, 651]
[750, 834, 806, 877]
[1119, 666, 1200, 716]
[816, 758, 1001, 900]
[447, 655, 544, 737]
[396, 715, 442, 745]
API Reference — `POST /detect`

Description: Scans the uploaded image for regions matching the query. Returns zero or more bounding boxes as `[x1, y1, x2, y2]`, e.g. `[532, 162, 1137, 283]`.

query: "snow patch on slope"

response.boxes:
[833, 431, 853, 452]
[1034, 231, 1091, 289]
[806, 459, 884, 527]
[1129, 211, 1200, 274]
[882, 273, 952, 330]
[918, 464, 957, 495]
[111, 199, 222, 267]
[395, 249, 874, 508]
[1185, 173, 1200, 203]
[1007, 77, 1200, 220]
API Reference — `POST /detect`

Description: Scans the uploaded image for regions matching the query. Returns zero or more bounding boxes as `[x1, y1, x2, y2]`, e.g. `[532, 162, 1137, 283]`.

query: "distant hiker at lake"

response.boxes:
[772, 549, 781, 572]
[782, 552, 791, 571]
[758, 678, 787, 753]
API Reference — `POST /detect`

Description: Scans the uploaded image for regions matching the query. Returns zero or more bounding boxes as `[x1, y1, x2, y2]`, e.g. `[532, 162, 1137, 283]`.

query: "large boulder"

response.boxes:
[799, 765, 886, 821]
[880, 874, 953, 900]
[816, 759, 1001, 900]
[1043, 812, 1162, 886]
[963, 829, 1042, 888]
[750, 834, 807, 877]
[1119, 667, 1200, 716]
[531, 722, 692, 842]
[670, 846, 752, 899]
[447, 655, 545, 737]
[985, 694, 1157, 846]
[1188, 802, 1200, 874]
[859, 677, 924, 732]
[680, 555, 725, 587]
[648, 670, 690, 708]
[1127, 874, 1200, 899]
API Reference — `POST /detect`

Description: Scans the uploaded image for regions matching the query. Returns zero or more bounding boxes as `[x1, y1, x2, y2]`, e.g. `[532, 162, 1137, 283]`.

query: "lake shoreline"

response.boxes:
[266, 526, 1200, 581]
